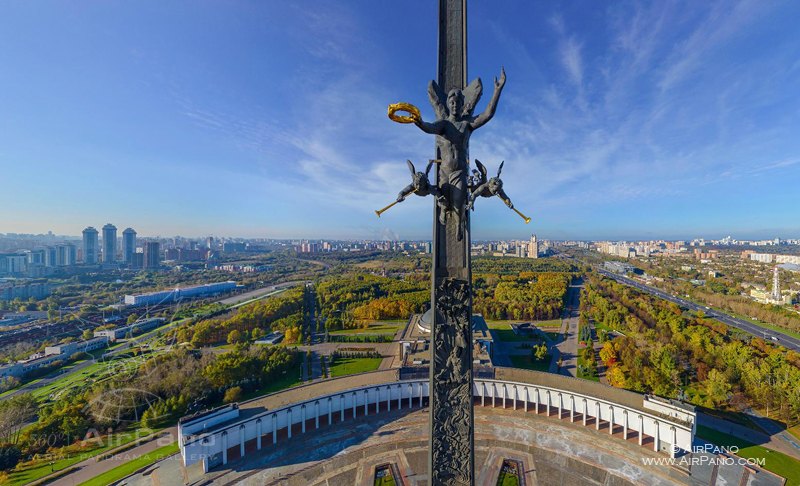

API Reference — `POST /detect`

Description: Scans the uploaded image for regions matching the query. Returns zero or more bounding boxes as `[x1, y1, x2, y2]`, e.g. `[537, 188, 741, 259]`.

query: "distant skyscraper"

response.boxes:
[102, 224, 117, 263]
[82, 227, 99, 264]
[122, 228, 137, 265]
[528, 235, 539, 259]
[143, 242, 161, 269]
[206, 236, 214, 250]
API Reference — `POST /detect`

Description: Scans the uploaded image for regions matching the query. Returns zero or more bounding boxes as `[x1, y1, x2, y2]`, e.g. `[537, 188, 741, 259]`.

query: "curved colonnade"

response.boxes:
[179, 368, 695, 474]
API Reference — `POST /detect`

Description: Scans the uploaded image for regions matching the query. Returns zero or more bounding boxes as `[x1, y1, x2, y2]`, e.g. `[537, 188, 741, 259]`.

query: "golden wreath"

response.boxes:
[387, 102, 421, 124]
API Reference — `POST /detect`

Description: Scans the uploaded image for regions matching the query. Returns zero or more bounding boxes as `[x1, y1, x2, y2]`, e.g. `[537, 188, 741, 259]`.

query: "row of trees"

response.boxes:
[472, 257, 578, 275]
[583, 275, 800, 423]
[474, 272, 570, 320]
[178, 287, 304, 346]
[316, 274, 428, 329]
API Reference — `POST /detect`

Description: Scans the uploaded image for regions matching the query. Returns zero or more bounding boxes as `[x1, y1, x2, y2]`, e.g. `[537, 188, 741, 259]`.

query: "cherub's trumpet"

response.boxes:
[511, 207, 532, 224]
[375, 200, 400, 217]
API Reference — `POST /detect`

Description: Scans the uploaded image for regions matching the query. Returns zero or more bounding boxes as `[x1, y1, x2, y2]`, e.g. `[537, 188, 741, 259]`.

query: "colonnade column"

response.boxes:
[638, 415, 643, 446]
[239, 425, 245, 457]
[622, 410, 628, 440]
[595, 402, 601, 430]
[256, 419, 262, 450]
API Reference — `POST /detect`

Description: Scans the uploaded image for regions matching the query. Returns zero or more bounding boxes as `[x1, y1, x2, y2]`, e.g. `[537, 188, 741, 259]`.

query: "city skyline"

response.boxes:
[1, 1, 799, 240]
[2, 226, 800, 245]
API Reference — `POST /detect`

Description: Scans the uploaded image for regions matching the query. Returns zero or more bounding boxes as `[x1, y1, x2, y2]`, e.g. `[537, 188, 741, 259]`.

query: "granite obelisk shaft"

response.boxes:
[429, 0, 474, 485]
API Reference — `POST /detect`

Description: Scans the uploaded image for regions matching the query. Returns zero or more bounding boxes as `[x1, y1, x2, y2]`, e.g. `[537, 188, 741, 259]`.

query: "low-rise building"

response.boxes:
[124, 281, 237, 306]
[94, 317, 165, 342]
[0, 280, 51, 301]
[603, 261, 636, 274]
[45, 336, 109, 357]
[255, 332, 284, 345]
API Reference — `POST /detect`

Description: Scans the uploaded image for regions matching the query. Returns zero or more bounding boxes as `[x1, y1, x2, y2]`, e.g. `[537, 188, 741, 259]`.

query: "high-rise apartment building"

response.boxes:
[82, 227, 99, 264]
[143, 242, 161, 269]
[528, 235, 539, 259]
[102, 224, 117, 263]
[45, 247, 57, 267]
[28, 249, 46, 266]
[122, 228, 137, 265]
[56, 244, 76, 266]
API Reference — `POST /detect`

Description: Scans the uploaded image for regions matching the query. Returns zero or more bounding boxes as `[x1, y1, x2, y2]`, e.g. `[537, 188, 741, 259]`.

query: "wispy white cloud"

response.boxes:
[560, 37, 583, 87]
[656, 0, 764, 93]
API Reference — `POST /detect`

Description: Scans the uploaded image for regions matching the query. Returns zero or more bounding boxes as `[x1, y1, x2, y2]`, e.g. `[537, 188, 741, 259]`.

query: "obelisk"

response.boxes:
[429, 0, 473, 484]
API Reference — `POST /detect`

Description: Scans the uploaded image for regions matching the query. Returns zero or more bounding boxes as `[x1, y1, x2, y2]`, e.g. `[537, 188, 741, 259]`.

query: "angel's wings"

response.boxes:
[475, 159, 488, 182]
[428, 76, 483, 119]
[496, 161, 504, 178]
[427, 80, 448, 120]
[406, 159, 416, 175]
[425, 159, 436, 175]
[462, 78, 483, 117]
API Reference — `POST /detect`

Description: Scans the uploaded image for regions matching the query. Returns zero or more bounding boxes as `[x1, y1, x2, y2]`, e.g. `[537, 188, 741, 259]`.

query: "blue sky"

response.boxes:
[1, 1, 799, 241]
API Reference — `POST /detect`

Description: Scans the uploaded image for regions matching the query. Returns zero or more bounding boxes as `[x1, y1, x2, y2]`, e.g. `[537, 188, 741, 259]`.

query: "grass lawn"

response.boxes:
[593, 320, 616, 334]
[330, 322, 403, 335]
[242, 366, 304, 400]
[543, 331, 562, 342]
[374, 471, 397, 486]
[694, 405, 763, 432]
[532, 319, 563, 328]
[496, 471, 520, 486]
[789, 424, 800, 442]
[30, 360, 109, 400]
[76, 442, 179, 486]
[6, 427, 156, 486]
[576, 355, 600, 382]
[509, 354, 551, 372]
[486, 323, 530, 343]
[329, 357, 383, 377]
[486, 319, 561, 329]
[696, 425, 800, 485]
[487, 321, 564, 343]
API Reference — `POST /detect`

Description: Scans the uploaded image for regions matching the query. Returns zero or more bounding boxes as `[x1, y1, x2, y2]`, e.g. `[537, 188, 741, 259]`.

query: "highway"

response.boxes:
[597, 268, 800, 353]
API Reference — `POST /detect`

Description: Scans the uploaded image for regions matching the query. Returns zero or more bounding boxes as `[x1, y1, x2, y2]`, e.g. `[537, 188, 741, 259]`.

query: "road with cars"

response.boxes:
[597, 268, 800, 353]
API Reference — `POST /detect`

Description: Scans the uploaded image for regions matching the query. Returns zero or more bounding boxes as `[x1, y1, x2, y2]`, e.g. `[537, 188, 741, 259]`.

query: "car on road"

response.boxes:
[771, 336, 779, 342]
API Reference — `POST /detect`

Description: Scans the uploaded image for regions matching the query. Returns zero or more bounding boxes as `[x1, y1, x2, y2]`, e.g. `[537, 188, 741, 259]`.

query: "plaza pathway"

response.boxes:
[549, 278, 582, 377]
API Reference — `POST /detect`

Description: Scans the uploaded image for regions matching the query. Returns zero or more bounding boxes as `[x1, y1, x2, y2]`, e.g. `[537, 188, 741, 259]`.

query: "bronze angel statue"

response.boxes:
[396, 159, 440, 202]
[467, 160, 512, 210]
[413, 68, 506, 239]
[375, 159, 441, 217]
[468, 159, 531, 223]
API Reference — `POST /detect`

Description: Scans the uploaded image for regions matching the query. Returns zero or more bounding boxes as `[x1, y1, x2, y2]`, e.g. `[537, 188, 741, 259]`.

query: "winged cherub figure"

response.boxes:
[413, 68, 506, 239]
[467, 160, 514, 210]
[396, 159, 440, 202]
